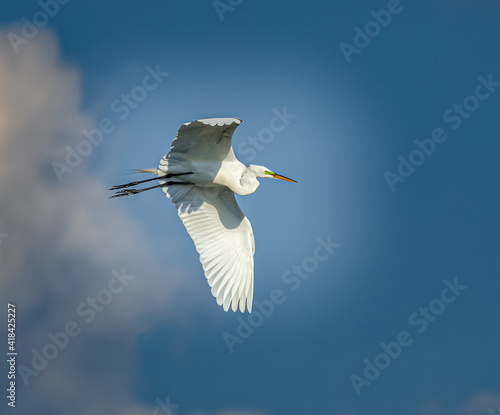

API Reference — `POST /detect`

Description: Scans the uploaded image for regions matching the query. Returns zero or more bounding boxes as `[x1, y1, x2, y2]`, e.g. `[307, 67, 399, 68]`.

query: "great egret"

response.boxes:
[110, 118, 296, 312]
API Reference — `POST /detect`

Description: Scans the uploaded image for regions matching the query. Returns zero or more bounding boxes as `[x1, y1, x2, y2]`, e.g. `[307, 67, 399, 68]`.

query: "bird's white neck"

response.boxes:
[237, 166, 261, 195]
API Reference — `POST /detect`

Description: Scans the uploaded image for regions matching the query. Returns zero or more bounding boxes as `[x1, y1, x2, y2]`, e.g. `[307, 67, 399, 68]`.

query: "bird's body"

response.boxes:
[110, 117, 295, 312]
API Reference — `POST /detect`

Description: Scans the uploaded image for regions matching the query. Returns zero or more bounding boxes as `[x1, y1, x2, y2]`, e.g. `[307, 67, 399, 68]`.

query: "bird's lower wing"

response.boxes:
[162, 183, 255, 312]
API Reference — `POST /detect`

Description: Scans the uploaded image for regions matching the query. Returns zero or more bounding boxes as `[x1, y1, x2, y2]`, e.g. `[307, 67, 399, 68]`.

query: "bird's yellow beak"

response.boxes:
[271, 172, 297, 183]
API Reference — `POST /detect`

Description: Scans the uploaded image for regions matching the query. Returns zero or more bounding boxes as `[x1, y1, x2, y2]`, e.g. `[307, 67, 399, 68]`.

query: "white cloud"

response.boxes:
[0, 26, 188, 414]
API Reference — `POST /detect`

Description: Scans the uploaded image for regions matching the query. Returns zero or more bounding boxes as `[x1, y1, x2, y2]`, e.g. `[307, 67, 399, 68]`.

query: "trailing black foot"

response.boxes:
[109, 172, 194, 192]
[109, 180, 194, 198]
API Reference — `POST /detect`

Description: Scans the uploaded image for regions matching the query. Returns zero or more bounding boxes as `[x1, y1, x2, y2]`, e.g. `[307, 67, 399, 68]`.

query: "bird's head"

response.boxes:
[249, 165, 297, 183]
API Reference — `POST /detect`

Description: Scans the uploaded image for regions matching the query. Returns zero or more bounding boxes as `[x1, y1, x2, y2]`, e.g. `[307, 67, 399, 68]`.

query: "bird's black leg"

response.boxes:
[109, 181, 194, 198]
[109, 172, 194, 191]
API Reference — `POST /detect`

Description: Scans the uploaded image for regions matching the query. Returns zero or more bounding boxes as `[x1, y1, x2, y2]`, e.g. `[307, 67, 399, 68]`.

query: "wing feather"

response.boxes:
[163, 184, 254, 312]
[168, 118, 242, 161]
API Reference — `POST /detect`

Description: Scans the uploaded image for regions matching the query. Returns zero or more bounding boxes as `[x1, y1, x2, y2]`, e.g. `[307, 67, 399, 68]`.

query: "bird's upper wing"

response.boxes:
[163, 183, 255, 312]
[168, 118, 242, 161]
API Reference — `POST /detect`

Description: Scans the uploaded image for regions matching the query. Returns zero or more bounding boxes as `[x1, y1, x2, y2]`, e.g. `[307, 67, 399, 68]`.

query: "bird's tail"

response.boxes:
[130, 168, 158, 174]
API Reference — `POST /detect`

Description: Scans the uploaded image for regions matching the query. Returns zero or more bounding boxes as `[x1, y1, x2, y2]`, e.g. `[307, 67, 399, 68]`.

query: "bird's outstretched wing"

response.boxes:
[168, 118, 242, 161]
[164, 183, 255, 312]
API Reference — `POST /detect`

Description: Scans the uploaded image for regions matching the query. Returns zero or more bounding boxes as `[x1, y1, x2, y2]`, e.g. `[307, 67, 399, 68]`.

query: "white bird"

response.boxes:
[110, 118, 296, 312]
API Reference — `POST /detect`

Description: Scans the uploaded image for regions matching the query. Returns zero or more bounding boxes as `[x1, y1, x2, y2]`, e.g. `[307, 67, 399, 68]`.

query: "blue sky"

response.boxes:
[1, 1, 500, 415]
